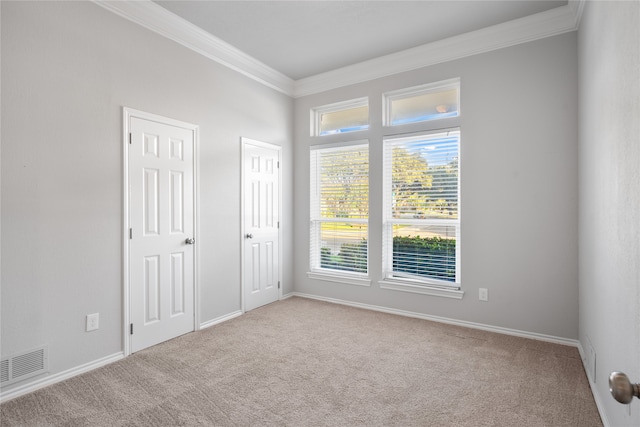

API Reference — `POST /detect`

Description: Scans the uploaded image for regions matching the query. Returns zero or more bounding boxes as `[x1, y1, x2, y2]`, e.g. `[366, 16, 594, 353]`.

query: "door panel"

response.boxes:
[130, 116, 195, 353]
[243, 140, 280, 311]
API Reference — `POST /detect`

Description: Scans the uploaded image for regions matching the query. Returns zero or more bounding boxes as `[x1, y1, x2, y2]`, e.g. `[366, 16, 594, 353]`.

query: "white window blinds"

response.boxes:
[383, 130, 460, 286]
[310, 143, 369, 275]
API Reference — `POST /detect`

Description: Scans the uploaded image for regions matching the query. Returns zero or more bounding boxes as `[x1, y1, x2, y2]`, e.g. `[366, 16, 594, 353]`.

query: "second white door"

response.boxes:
[243, 138, 281, 312]
[129, 113, 196, 353]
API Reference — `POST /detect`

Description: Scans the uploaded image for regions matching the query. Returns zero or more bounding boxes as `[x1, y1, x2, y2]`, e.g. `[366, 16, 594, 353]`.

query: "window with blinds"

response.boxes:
[310, 143, 369, 276]
[382, 130, 460, 287]
[311, 98, 369, 136]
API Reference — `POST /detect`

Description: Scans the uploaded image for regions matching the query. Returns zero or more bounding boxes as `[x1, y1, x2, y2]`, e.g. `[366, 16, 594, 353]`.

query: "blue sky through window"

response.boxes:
[402, 134, 459, 166]
[390, 111, 458, 126]
[319, 124, 370, 136]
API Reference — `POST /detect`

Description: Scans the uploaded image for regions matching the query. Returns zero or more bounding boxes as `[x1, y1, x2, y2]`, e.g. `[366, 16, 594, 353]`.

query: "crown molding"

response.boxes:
[569, 0, 586, 28]
[92, 0, 294, 96]
[293, 2, 584, 98]
[93, 0, 584, 99]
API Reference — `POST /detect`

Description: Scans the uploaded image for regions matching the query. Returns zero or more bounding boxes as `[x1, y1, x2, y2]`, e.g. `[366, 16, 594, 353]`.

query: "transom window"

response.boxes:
[311, 98, 369, 136]
[382, 130, 460, 288]
[310, 143, 369, 276]
[384, 78, 460, 126]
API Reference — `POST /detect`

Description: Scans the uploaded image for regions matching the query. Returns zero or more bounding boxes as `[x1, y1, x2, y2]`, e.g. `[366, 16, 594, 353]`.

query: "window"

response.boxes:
[311, 98, 369, 136]
[384, 78, 460, 126]
[310, 143, 369, 280]
[308, 79, 461, 295]
[382, 130, 460, 289]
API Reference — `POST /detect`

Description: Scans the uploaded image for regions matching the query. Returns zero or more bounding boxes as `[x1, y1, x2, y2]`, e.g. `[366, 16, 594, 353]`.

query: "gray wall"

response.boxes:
[578, 1, 640, 425]
[293, 33, 579, 340]
[1, 0, 293, 390]
[8, 4, 639, 423]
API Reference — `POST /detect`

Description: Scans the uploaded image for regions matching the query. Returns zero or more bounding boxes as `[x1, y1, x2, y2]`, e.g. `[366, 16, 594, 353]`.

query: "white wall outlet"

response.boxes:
[479, 288, 489, 301]
[86, 313, 99, 332]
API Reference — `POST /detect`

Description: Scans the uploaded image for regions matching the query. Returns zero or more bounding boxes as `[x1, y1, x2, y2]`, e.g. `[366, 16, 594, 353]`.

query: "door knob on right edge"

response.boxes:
[609, 372, 640, 404]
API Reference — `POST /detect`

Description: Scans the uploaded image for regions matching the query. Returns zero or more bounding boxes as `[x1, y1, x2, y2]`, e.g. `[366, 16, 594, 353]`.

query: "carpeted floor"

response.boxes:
[0, 297, 602, 426]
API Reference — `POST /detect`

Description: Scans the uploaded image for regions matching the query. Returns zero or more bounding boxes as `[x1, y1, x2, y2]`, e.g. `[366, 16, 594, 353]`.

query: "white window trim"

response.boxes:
[310, 140, 369, 151]
[378, 278, 464, 299]
[311, 97, 369, 137]
[383, 77, 460, 127]
[308, 271, 372, 287]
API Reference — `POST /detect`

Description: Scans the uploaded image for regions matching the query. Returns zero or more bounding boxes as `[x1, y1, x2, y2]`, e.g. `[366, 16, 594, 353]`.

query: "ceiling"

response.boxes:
[154, 1, 567, 81]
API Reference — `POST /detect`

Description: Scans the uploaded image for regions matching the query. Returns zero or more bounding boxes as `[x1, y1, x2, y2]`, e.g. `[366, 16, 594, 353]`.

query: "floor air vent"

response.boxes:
[0, 345, 48, 386]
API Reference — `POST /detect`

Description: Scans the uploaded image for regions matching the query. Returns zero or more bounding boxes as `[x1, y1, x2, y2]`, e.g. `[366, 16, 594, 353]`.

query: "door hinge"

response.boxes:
[130, 323, 134, 335]
[278, 281, 280, 289]
[129, 228, 132, 239]
[129, 133, 132, 144]
[277, 221, 280, 229]
[277, 161, 280, 169]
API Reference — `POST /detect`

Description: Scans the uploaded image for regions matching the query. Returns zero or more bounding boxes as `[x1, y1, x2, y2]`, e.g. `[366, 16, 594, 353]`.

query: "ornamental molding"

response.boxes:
[93, 0, 584, 98]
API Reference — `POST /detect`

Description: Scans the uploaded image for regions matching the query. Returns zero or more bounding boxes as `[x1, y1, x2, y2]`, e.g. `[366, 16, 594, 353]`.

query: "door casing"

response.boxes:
[122, 107, 199, 356]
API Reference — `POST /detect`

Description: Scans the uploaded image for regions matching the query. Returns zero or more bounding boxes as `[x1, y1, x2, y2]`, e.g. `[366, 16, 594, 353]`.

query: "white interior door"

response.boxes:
[243, 139, 281, 312]
[129, 115, 196, 353]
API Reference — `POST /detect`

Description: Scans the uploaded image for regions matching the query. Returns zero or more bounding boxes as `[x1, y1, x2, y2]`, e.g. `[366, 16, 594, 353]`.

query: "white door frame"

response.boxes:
[122, 107, 200, 356]
[240, 137, 283, 313]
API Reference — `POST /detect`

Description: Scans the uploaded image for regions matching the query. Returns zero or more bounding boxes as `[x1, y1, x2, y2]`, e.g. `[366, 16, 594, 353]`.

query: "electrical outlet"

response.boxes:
[479, 288, 489, 301]
[86, 313, 99, 332]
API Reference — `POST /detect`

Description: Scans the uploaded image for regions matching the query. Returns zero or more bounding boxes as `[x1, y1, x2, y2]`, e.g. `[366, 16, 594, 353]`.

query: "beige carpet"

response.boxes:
[1, 297, 602, 426]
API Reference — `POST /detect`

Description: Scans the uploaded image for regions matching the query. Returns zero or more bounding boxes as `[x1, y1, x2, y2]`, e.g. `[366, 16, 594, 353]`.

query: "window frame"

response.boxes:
[380, 128, 462, 297]
[308, 141, 371, 286]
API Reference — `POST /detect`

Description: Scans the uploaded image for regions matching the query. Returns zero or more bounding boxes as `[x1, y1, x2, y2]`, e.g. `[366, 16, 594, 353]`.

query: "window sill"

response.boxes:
[307, 271, 372, 287]
[378, 279, 464, 299]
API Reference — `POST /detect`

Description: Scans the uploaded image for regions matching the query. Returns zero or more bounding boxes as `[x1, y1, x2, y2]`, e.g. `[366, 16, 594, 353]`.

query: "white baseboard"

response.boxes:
[0, 308, 245, 404]
[2, 298, 600, 422]
[199, 295, 301, 330]
[293, 290, 612, 423]
[577, 343, 611, 427]
[289, 292, 579, 347]
[199, 310, 243, 330]
[0, 352, 124, 404]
